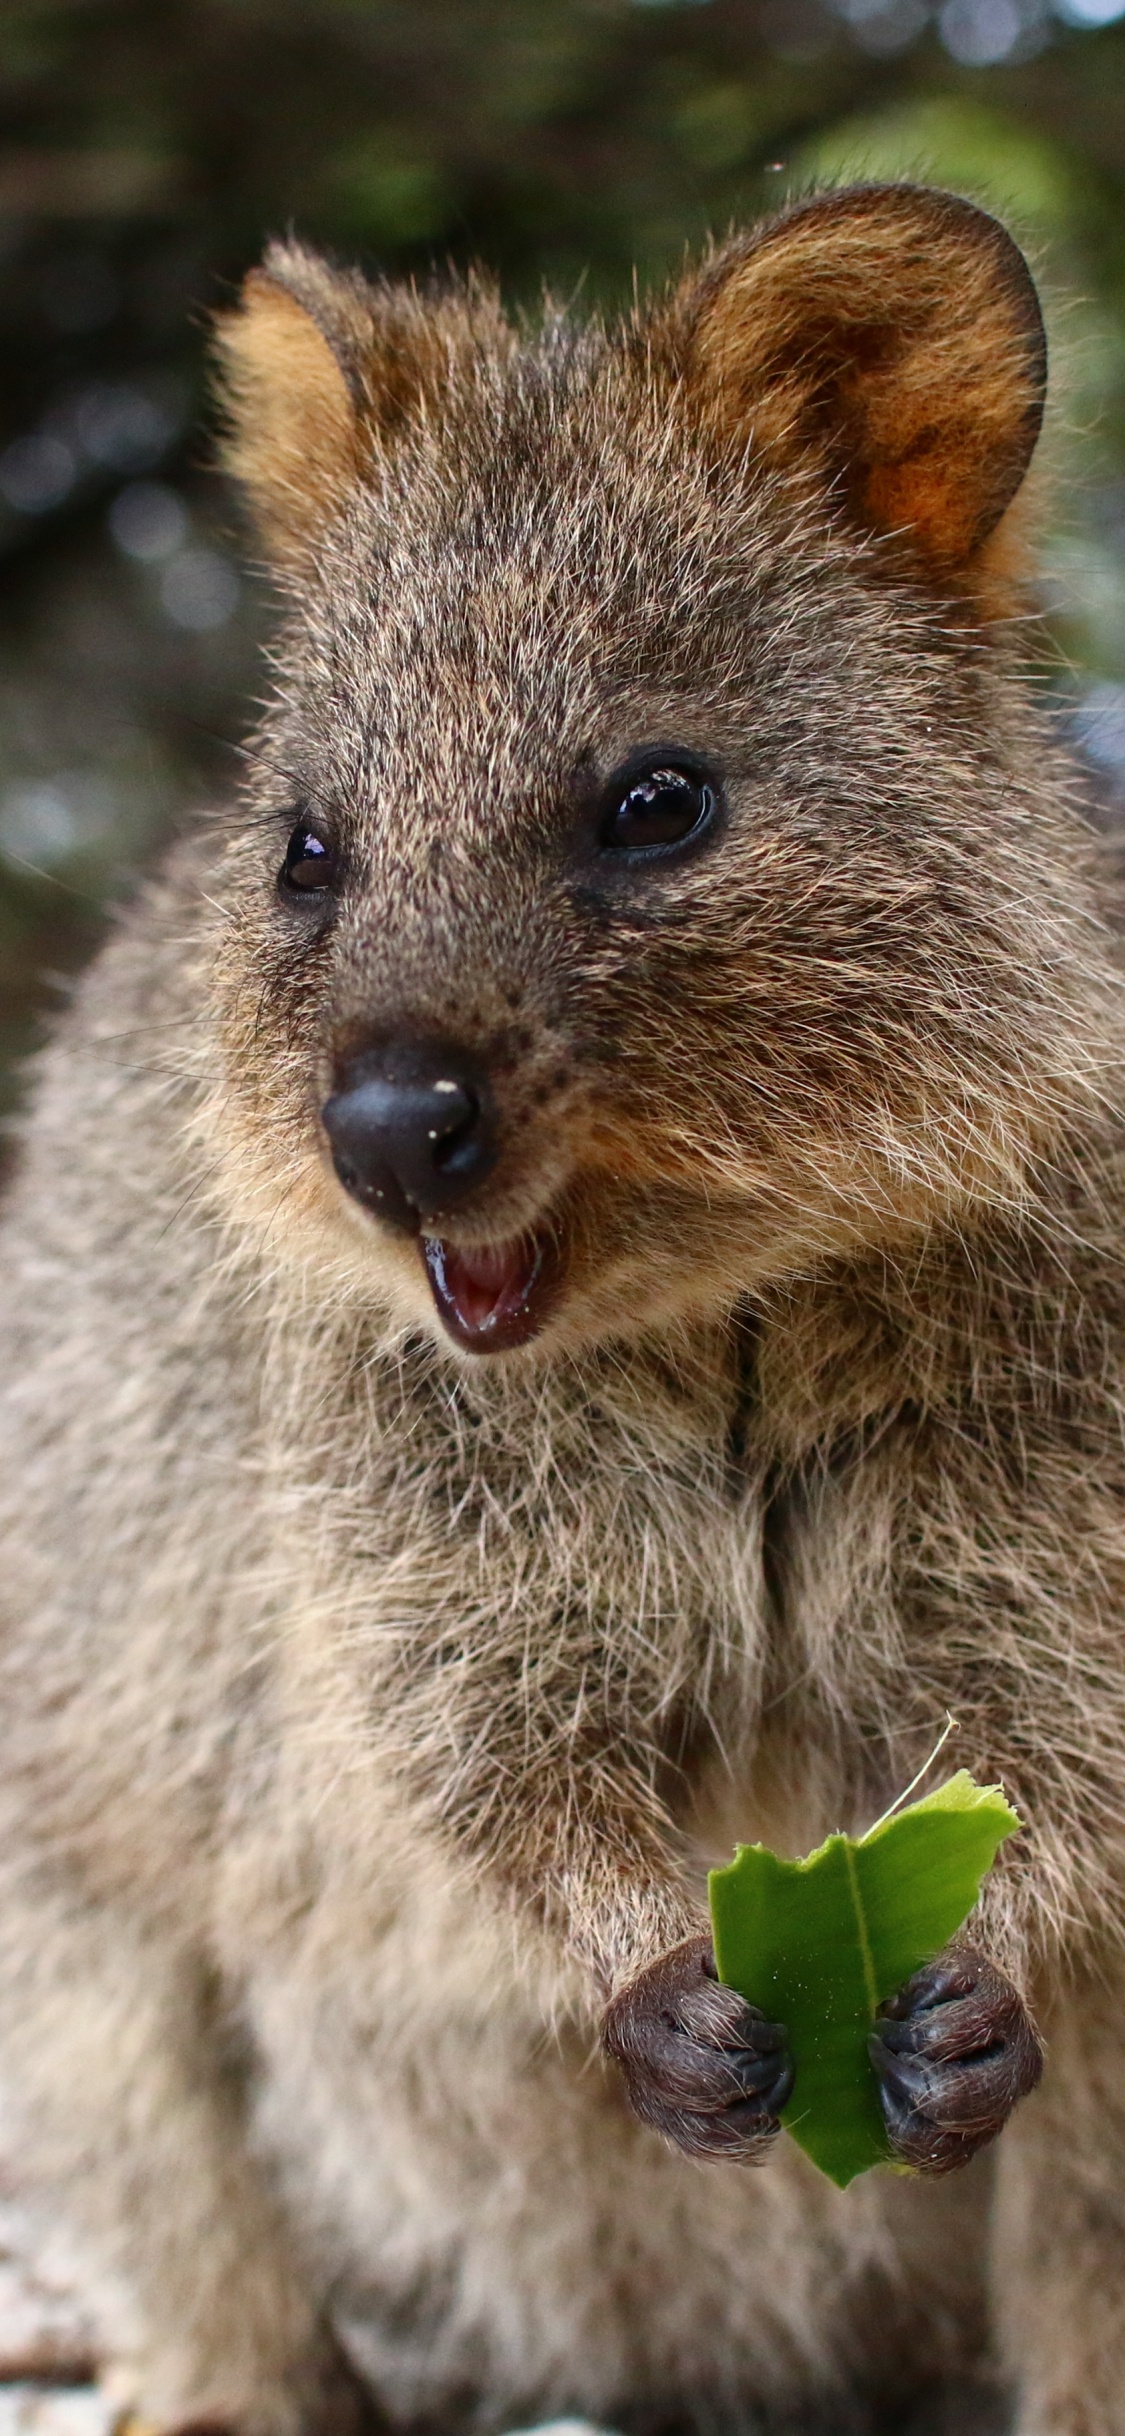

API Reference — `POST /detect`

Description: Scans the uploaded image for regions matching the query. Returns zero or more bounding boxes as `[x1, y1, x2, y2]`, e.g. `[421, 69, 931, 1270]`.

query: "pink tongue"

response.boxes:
[422, 1234, 545, 1347]
[437, 1239, 533, 1332]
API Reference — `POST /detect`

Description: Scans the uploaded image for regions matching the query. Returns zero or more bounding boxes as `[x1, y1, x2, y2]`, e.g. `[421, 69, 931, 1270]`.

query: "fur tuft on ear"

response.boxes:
[213, 240, 513, 571]
[676, 185, 1047, 590]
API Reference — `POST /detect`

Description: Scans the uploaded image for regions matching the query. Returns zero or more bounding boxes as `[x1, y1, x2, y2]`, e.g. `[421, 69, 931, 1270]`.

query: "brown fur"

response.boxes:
[675, 187, 1046, 593]
[0, 184, 1122, 2436]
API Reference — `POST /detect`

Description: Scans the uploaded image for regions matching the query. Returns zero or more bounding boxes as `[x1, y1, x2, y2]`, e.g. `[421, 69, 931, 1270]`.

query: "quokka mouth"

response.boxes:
[421, 1228, 560, 1353]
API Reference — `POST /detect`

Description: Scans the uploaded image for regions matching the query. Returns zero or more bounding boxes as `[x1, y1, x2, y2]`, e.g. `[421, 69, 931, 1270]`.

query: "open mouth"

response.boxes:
[421, 1227, 559, 1353]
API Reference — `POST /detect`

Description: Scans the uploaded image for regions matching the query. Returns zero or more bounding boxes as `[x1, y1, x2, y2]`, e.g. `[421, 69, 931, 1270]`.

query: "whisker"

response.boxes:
[153, 1156, 226, 1245]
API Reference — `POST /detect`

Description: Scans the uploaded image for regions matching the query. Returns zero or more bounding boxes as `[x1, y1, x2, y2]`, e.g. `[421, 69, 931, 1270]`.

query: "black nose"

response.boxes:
[322, 1041, 497, 1229]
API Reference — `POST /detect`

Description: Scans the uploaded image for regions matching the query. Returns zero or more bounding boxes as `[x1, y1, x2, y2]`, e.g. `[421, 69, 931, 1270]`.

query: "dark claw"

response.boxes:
[603, 1932, 792, 2162]
[870, 1941, 1043, 2176]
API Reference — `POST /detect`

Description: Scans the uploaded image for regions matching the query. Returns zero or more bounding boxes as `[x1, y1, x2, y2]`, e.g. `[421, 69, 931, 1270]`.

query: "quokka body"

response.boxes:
[0, 183, 1123, 2434]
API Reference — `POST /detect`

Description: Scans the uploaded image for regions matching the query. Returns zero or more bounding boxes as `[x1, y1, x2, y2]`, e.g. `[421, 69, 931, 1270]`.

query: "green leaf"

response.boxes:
[708, 1771, 1021, 2190]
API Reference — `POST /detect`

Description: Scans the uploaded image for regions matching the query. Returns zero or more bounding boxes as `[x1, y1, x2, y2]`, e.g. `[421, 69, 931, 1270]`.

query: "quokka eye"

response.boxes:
[600, 758, 718, 856]
[280, 822, 338, 897]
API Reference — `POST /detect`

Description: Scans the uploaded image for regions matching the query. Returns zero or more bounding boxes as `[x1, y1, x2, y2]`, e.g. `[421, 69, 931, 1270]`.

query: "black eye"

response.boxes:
[600, 761, 716, 855]
[280, 823, 337, 897]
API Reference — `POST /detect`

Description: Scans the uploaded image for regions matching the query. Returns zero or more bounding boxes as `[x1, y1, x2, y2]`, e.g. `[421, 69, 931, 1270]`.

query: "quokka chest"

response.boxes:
[327, 1340, 870, 1757]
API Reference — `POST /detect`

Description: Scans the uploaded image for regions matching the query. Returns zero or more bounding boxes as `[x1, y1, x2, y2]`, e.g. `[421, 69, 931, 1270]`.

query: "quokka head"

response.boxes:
[204, 183, 1096, 1360]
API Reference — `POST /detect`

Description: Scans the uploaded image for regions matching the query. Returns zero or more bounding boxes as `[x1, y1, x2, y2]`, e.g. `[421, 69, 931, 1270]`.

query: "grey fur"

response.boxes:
[0, 187, 1121, 2434]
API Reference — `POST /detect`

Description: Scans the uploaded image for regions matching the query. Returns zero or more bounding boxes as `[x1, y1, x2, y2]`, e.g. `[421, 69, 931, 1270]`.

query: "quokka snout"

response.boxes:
[4, 179, 1125, 2436]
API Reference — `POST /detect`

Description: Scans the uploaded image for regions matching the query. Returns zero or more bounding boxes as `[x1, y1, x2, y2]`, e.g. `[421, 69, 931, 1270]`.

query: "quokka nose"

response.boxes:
[322, 1043, 498, 1230]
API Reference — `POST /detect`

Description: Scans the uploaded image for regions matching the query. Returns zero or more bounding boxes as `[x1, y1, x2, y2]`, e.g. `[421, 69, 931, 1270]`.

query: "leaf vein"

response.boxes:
[843, 1837, 879, 2018]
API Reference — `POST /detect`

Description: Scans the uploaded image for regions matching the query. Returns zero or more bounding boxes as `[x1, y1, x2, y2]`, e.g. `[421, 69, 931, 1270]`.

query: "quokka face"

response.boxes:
[204, 186, 1095, 1359]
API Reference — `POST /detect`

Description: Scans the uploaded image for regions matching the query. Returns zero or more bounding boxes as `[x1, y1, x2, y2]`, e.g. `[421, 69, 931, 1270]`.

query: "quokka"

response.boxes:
[0, 181, 1121, 2436]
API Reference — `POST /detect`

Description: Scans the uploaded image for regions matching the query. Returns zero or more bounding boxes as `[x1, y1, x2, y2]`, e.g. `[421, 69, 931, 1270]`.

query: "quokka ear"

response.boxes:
[678, 185, 1047, 585]
[213, 241, 371, 569]
[213, 239, 511, 570]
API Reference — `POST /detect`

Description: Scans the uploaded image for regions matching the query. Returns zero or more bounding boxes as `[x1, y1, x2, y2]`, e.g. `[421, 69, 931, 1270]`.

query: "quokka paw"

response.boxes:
[602, 1931, 793, 2161]
[870, 1940, 1043, 2175]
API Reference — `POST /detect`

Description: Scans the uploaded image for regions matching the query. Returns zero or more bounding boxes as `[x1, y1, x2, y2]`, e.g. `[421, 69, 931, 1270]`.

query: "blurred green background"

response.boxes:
[3, 0, 1125, 1113]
